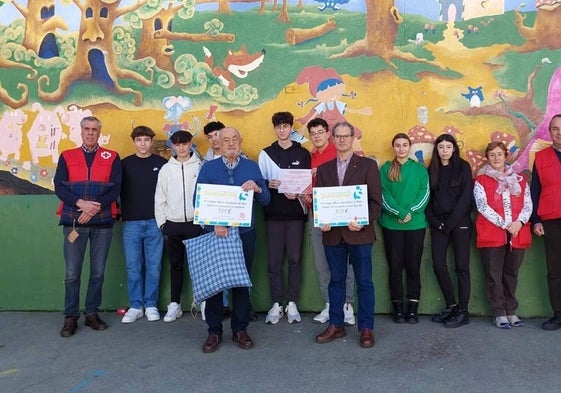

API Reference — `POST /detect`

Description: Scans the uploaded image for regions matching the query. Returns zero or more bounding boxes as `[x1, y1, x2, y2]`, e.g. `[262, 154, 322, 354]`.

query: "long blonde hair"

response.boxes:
[388, 133, 411, 182]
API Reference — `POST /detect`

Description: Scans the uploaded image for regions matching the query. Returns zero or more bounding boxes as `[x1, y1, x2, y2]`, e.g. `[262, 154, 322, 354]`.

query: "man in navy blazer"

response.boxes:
[314, 121, 382, 348]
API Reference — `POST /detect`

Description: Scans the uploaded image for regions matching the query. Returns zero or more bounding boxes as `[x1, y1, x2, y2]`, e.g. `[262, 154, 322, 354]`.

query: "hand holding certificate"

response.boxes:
[313, 185, 369, 227]
[194, 184, 254, 227]
[278, 169, 312, 194]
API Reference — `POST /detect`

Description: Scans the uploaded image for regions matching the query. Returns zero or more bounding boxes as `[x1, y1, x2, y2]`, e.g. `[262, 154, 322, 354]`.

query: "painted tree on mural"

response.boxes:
[263, 0, 303, 23]
[9, 0, 68, 58]
[38, 0, 152, 105]
[330, 0, 437, 68]
[203, 0, 302, 23]
[131, 1, 234, 72]
[0, 57, 33, 108]
[514, 1, 561, 52]
[449, 65, 543, 147]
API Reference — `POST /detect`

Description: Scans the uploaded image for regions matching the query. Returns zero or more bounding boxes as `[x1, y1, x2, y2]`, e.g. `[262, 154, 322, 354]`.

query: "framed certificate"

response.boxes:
[194, 184, 254, 227]
[278, 169, 312, 194]
[313, 185, 369, 227]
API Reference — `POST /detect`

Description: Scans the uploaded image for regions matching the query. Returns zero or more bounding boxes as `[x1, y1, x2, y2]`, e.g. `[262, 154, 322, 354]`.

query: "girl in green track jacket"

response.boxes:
[379, 133, 429, 325]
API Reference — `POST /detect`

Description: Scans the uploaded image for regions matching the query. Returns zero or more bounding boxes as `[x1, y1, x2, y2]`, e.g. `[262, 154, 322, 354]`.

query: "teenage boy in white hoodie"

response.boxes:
[155, 131, 202, 322]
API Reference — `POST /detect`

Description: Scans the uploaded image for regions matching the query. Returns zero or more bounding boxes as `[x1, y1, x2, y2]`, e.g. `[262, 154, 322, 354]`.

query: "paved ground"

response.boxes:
[1, 311, 561, 393]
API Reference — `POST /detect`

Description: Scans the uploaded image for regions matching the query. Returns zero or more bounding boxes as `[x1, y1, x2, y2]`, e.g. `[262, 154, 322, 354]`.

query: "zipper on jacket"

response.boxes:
[181, 164, 187, 222]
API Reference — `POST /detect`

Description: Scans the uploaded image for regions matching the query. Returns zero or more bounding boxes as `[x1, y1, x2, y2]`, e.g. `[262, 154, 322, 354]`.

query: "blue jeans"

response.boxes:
[310, 222, 355, 303]
[63, 226, 113, 317]
[324, 242, 375, 330]
[122, 219, 164, 309]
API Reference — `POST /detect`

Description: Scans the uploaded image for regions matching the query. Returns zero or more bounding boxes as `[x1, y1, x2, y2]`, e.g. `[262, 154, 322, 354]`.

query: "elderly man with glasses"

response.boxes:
[195, 127, 270, 353]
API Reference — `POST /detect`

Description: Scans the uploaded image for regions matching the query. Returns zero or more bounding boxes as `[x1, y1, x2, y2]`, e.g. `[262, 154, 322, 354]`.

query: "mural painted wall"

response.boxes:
[2, 0, 561, 194]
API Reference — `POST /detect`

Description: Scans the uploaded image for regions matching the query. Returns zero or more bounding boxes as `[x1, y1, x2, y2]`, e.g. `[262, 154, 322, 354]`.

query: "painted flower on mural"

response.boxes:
[493, 89, 508, 100]
[40, 168, 48, 178]
[30, 173, 38, 183]
[10, 167, 17, 175]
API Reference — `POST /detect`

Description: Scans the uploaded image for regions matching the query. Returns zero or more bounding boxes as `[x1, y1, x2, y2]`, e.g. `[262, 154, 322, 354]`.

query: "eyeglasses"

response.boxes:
[309, 130, 327, 137]
[334, 134, 352, 140]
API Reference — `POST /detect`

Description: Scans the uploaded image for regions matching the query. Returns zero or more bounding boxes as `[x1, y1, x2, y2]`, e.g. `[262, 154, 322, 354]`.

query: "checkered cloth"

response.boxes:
[184, 227, 252, 304]
[59, 181, 114, 226]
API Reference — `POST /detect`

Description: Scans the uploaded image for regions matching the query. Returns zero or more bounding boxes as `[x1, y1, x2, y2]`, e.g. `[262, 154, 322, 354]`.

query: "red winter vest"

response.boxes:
[534, 146, 561, 220]
[57, 147, 119, 218]
[475, 174, 531, 249]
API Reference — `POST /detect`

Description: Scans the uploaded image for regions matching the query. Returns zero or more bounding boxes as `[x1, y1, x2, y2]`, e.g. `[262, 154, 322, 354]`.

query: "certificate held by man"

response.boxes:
[313, 184, 369, 227]
[194, 183, 254, 227]
[278, 169, 312, 194]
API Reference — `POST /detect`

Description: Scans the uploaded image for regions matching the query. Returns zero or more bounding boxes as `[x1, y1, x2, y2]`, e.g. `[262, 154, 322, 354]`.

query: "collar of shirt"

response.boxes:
[81, 144, 100, 154]
[222, 155, 240, 169]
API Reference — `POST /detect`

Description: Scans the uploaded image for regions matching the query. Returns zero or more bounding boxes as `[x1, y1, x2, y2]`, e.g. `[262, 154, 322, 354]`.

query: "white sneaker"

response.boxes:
[121, 308, 143, 324]
[344, 303, 356, 326]
[285, 302, 302, 324]
[200, 301, 206, 321]
[265, 302, 284, 325]
[145, 307, 160, 322]
[163, 302, 183, 322]
[313, 303, 330, 324]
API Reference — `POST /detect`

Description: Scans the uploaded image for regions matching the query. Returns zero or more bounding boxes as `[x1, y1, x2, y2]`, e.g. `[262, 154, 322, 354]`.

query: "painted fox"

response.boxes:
[203, 46, 266, 90]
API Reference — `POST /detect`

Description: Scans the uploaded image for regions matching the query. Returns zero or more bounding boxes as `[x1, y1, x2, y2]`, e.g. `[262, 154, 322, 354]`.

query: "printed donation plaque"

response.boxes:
[194, 184, 254, 227]
[313, 185, 369, 227]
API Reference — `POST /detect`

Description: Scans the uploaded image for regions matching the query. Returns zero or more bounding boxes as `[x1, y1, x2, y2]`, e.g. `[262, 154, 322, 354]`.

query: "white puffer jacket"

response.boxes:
[154, 154, 202, 227]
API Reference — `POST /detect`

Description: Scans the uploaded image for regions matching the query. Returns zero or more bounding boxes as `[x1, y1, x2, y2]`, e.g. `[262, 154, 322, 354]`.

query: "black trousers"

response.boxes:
[543, 219, 561, 316]
[265, 220, 305, 304]
[480, 245, 524, 317]
[382, 227, 426, 301]
[162, 221, 202, 303]
[431, 225, 471, 308]
[206, 229, 256, 335]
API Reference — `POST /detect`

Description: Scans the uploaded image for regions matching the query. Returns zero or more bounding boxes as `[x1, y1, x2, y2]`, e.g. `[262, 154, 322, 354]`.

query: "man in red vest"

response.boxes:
[54, 116, 122, 337]
[531, 114, 561, 330]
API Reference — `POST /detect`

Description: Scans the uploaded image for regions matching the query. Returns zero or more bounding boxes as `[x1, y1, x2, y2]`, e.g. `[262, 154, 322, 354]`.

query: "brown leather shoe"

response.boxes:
[359, 328, 375, 348]
[60, 317, 78, 338]
[84, 314, 108, 331]
[232, 330, 254, 350]
[202, 334, 222, 353]
[315, 324, 346, 344]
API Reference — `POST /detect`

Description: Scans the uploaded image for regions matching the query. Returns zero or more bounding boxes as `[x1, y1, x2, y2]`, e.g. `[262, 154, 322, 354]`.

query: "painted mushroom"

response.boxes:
[407, 125, 436, 164]
[466, 149, 488, 177]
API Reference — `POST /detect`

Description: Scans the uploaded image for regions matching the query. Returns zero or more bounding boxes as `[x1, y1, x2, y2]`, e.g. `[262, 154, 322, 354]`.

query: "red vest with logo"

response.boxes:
[57, 147, 119, 220]
[534, 146, 561, 221]
[475, 174, 531, 249]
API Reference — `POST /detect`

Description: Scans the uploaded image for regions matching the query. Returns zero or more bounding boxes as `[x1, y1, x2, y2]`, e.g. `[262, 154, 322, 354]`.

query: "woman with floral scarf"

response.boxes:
[474, 141, 532, 329]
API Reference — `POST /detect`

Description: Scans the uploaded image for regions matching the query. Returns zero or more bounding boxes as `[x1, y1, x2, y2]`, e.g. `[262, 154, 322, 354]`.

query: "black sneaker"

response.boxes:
[444, 308, 469, 328]
[431, 306, 456, 323]
[542, 316, 561, 331]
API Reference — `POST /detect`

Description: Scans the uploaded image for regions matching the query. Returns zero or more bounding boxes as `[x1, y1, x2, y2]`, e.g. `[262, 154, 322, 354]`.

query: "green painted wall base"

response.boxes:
[0, 195, 552, 317]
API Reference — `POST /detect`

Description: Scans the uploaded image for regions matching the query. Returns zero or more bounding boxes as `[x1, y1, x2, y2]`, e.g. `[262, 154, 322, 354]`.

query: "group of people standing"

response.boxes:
[378, 116, 561, 332]
[53, 112, 561, 352]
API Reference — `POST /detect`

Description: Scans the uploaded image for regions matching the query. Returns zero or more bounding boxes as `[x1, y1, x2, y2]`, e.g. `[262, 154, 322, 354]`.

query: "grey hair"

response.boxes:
[80, 116, 102, 129]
